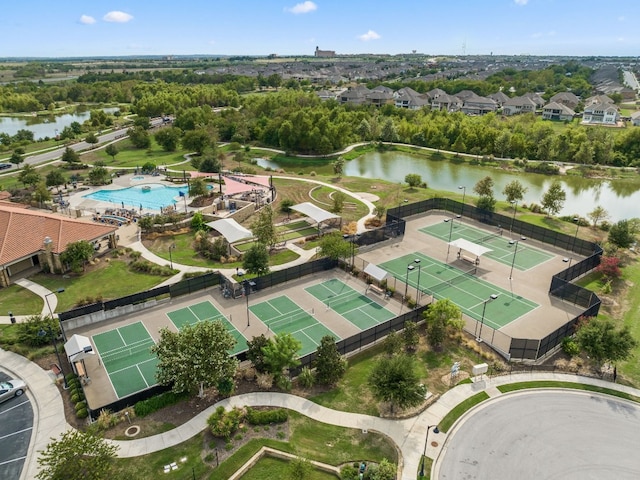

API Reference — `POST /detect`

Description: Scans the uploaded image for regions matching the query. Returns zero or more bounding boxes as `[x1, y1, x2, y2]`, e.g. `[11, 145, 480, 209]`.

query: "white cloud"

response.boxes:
[514, 0, 529, 5]
[359, 30, 381, 41]
[103, 11, 134, 23]
[79, 15, 96, 25]
[285, 1, 317, 14]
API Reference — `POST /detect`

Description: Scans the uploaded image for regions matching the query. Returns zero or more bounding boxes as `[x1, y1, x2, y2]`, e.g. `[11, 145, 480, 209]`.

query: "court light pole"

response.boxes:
[509, 240, 519, 280]
[476, 294, 498, 342]
[458, 186, 466, 217]
[168, 243, 176, 270]
[419, 424, 439, 477]
[405, 264, 415, 305]
[509, 200, 518, 238]
[414, 259, 422, 304]
[243, 280, 251, 327]
[42, 287, 67, 388]
[571, 217, 580, 254]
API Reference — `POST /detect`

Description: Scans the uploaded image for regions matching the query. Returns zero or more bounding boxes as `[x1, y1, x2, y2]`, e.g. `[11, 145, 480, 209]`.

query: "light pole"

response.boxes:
[414, 259, 422, 304]
[458, 185, 466, 217]
[42, 287, 67, 388]
[571, 217, 580, 254]
[38, 325, 67, 388]
[168, 243, 176, 270]
[243, 280, 251, 327]
[476, 294, 498, 342]
[405, 264, 415, 305]
[419, 424, 439, 477]
[509, 200, 518, 238]
[509, 240, 519, 280]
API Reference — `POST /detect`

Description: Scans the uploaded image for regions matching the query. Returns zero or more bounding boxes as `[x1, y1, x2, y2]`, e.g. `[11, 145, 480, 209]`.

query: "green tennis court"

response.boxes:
[305, 279, 396, 331]
[420, 220, 554, 270]
[249, 296, 339, 356]
[380, 253, 538, 330]
[92, 322, 158, 399]
[167, 300, 247, 356]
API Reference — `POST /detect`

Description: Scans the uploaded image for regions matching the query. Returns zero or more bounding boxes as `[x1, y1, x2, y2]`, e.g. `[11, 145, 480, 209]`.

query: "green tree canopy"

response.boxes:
[10, 150, 23, 165]
[262, 332, 302, 380]
[152, 320, 238, 397]
[60, 240, 94, 273]
[473, 175, 494, 197]
[368, 354, 426, 413]
[251, 205, 278, 248]
[331, 191, 346, 214]
[46, 169, 66, 192]
[36, 430, 118, 480]
[182, 128, 211, 155]
[405, 173, 422, 189]
[587, 206, 609, 228]
[105, 143, 119, 161]
[189, 178, 208, 197]
[155, 127, 182, 152]
[61, 146, 80, 164]
[313, 335, 347, 385]
[242, 243, 270, 276]
[608, 220, 636, 249]
[576, 317, 637, 367]
[127, 126, 151, 149]
[502, 179, 528, 203]
[318, 232, 352, 262]
[18, 164, 41, 188]
[423, 298, 464, 348]
[541, 180, 566, 217]
[246, 334, 271, 373]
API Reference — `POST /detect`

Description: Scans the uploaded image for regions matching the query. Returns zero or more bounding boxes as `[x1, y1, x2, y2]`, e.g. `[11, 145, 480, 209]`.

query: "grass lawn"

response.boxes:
[81, 138, 192, 169]
[0, 283, 43, 315]
[497, 381, 640, 403]
[438, 392, 490, 433]
[30, 257, 170, 312]
[617, 259, 640, 384]
[239, 456, 338, 480]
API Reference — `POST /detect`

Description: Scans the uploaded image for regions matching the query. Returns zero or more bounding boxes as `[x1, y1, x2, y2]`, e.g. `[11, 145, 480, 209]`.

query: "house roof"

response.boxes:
[543, 102, 576, 115]
[0, 205, 117, 266]
[488, 91, 510, 104]
[503, 96, 537, 108]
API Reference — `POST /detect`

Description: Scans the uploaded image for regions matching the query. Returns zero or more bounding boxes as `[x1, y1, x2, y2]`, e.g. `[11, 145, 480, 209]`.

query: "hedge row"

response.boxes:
[133, 391, 188, 417]
[245, 407, 288, 425]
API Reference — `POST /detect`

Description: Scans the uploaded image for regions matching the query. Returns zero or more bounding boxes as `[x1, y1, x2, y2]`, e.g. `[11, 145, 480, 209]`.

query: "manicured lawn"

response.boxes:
[0, 283, 43, 316]
[438, 392, 490, 433]
[497, 381, 640, 403]
[82, 138, 192, 169]
[239, 456, 338, 480]
[618, 260, 640, 384]
[31, 258, 170, 312]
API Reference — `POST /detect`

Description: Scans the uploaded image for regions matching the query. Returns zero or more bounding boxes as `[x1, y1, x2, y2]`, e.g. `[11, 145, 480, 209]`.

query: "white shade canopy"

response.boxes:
[364, 263, 389, 282]
[64, 334, 95, 362]
[291, 202, 341, 223]
[206, 218, 253, 244]
[448, 238, 493, 257]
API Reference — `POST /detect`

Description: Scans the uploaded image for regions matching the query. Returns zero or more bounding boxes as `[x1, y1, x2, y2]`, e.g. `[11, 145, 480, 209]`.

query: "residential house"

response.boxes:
[550, 92, 580, 110]
[582, 103, 621, 126]
[316, 90, 336, 101]
[0, 205, 118, 287]
[460, 93, 498, 115]
[366, 86, 394, 107]
[431, 93, 462, 112]
[584, 94, 614, 107]
[542, 102, 576, 121]
[502, 96, 537, 116]
[338, 85, 371, 105]
[394, 87, 430, 109]
[488, 91, 510, 107]
[631, 111, 640, 126]
[426, 88, 447, 100]
[522, 92, 546, 109]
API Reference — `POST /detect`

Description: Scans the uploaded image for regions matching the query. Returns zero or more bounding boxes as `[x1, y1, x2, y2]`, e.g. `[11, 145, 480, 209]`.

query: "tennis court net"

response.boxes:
[476, 229, 502, 245]
[268, 308, 315, 329]
[326, 291, 362, 310]
[428, 267, 476, 296]
[100, 340, 155, 367]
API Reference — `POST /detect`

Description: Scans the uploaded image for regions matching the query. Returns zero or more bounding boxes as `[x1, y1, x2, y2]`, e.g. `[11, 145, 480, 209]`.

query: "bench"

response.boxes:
[50, 364, 61, 376]
[462, 255, 479, 265]
[368, 284, 385, 295]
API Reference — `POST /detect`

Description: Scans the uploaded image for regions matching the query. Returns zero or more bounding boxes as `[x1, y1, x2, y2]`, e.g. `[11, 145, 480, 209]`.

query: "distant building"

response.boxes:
[315, 46, 336, 58]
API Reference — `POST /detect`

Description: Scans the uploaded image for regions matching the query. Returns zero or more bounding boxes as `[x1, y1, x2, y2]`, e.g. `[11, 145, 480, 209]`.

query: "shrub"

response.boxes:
[256, 372, 274, 389]
[16, 315, 60, 347]
[276, 376, 292, 391]
[75, 401, 86, 412]
[245, 407, 288, 425]
[297, 366, 315, 389]
[207, 406, 244, 440]
[561, 336, 581, 357]
[134, 391, 188, 417]
[76, 408, 88, 419]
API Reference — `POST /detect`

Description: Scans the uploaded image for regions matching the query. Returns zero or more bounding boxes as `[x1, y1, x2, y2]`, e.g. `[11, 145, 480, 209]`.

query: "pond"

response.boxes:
[256, 151, 640, 222]
[0, 107, 120, 139]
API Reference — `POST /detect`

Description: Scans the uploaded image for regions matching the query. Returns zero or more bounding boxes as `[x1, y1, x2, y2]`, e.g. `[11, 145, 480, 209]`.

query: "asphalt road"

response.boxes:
[0, 370, 33, 480]
[436, 390, 640, 480]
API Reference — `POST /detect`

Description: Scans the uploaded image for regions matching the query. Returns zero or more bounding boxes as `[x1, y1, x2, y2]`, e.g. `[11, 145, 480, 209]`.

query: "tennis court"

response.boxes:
[380, 253, 539, 330]
[167, 300, 247, 356]
[92, 322, 158, 399]
[420, 220, 554, 270]
[249, 296, 339, 356]
[305, 279, 396, 330]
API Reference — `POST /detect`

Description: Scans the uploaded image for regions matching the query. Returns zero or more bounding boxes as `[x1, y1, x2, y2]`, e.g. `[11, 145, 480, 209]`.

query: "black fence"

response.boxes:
[88, 384, 171, 421]
[387, 198, 602, 361]
[251, 257, 338, 291]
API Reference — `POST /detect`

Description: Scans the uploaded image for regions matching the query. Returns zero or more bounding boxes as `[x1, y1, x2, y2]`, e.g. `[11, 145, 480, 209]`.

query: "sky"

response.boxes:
[2, 0, 639, 58]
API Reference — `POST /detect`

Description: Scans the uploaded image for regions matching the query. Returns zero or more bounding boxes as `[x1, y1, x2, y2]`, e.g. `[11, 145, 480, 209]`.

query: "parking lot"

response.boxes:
[0, 370, 33, 480]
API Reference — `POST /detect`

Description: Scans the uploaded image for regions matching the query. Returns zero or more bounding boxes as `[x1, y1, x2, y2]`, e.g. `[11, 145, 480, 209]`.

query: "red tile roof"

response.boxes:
[0, 205, 118, 266]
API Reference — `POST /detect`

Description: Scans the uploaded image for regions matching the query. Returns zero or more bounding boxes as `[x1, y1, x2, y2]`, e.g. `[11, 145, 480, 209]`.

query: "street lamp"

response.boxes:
[405, 264, 415, 306]
[243, 280, 251, 327]
[168, 243, 176, 270]
[419, 424, 440, 477]
[509, 240, 519, 280]
[458, 185, 466, 217]
[509, 200, 518, 238]
[38, 325, 67, 389]
[571, 217, 580, 254]
[476, 294, 498, 342]
[413, 259, 422, 304]
[342, 233, 358, 270]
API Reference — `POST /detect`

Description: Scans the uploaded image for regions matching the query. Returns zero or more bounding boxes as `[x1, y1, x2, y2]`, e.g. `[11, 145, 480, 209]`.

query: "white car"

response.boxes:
[0, 379, 27, 403]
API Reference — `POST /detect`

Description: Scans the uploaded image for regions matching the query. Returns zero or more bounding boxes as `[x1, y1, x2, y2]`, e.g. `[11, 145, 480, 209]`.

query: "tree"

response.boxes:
[84, 132, 99, 145]
[587, 206, 609, 228]
[576, 317, 637, 368]
[198, 149, 222, 173]
[383, 330, 402, 356]
[287, 458, 312, 480]
[405, 173, 422, 189]
[152, 320, 238, 397]
[423, 298, 463, 348]
[473, 176, 494, 197]
[251, 205, 278, 248]
[60, 240, 94, 273]
[313, 335, 347, 385]
[318, 232, 352, 262]
[18, 164, 41, 188]
[608, 220, 635, 249]
[88, 165, 109, 185]
[262, 332, 302, 381]
[242, 243, 270, 276]
[541, 180, 566, 217]
[155, 127, 182, 152]
[182, 129, 211, 155]
[189, 178, 208, 197]
[46, 170, 66, 192]
[402, 320, 419, 352]
[368, 354, 426, 413]
[331, 191, 346, 214]
[476, 195, 496, 212]
[33, 182, 52, 206]
[10, 150, 23, 166]
[61, 146, 80, 164]
[36, 430, 118, 480]
[280, 198, 295, 216]
[105, 143, 119, 161]
[595, 256, 621, 280]
[332, 156, 345, 178]
[502, 180, 528, 203]
[374, 204, 386, 221]
[368, 458, 397, 480]
[127, 126, 151, 149]
[246, 334, 271, 373]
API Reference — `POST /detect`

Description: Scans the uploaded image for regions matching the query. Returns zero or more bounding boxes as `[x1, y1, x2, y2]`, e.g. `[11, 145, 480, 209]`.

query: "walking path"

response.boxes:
[3, 342, 639, 480]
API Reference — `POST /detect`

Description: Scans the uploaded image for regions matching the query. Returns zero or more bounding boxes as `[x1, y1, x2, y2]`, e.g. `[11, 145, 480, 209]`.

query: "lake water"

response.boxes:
[256, 151, 640, 222]
[0, 107, 120, 139]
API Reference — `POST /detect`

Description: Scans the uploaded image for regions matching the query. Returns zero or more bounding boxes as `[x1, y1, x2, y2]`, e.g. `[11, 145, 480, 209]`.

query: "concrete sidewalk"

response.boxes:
[0, 279, 59, 325]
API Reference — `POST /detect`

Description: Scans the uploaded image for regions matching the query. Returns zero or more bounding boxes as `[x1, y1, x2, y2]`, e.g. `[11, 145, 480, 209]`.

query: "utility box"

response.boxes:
[472, 363, 488, 376]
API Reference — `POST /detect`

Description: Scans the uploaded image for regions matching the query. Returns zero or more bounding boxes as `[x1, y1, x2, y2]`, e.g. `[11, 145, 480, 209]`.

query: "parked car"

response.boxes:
[0, 379, 27, 403]
[0, 163, 13, 170]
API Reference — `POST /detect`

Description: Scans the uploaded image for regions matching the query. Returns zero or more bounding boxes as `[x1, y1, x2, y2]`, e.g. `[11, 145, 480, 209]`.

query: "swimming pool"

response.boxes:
[83, 184, 188, 210]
